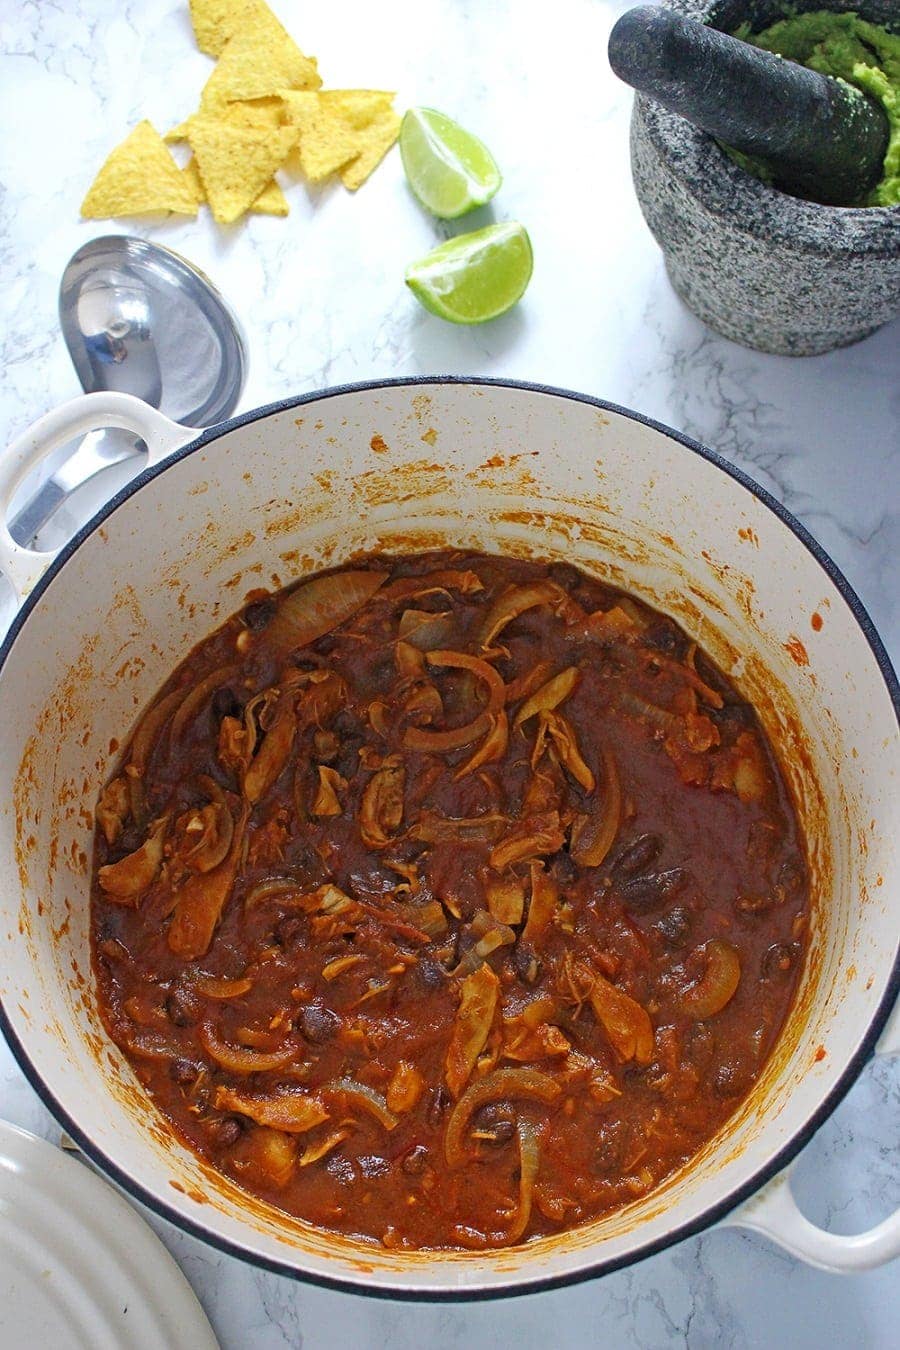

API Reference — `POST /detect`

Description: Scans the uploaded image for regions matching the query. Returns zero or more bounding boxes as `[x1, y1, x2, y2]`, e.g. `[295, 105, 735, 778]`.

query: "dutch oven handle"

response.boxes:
[0, 392, 192, 601]
[722, 1003, 900, 1272]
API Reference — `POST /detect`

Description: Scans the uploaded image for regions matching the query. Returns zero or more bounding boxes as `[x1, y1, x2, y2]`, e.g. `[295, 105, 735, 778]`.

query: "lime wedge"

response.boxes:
[400, 107, 502, 219]
[405, 222, 533, 324]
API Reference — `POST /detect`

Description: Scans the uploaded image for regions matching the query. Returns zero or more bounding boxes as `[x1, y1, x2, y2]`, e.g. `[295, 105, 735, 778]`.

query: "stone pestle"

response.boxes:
[608, 5, 889, 207]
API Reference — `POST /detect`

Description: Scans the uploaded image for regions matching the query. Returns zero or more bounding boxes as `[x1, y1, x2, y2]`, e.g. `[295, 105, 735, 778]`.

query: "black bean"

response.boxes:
[761, 942, 798, 980]
[415, 958, 446, 991]
[513, 943, 542, 985]
[547, 562, 582, 590]
[593, 1118, 631, 1175]
[169, 1058, 201, 1085]
[207, 1116, 242, 1147]
[712, 701, 755, 729]
[298, 1004, 339, 1044]
[427, 1085, 450, 1131]
[551, 851, 578, 886]
[653, 905, 692, 948]
[212, 687, 241, 720]
[643, 621, 681, 655]
[325, 1154, 357, 1185]
[333, 709, 363, 738]
[166, 986, 199, 1027]
[713, 1060, 752, 1099]
[359, 1155, 390, 1179]
[618, 867, 687, 911]
[401, 1145, 430, 1176]
[473, 1102, 515, 1144]
[244, 598, 276, 630]
[610, 833, 663, 882]
[274, 914, 306, 947]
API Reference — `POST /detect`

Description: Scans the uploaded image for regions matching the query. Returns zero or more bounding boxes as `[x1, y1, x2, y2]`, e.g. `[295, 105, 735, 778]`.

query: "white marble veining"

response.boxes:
[0, 0, 897, 1345]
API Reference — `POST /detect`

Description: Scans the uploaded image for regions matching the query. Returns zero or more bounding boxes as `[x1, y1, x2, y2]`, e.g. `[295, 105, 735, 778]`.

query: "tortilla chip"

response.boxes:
[167, 95, 284, 142]
[200, 0, 321, 108]
[188, 117, 298, 222]
[181, 156, 206, 203]
[340, 108, 401, 191]
[251, 178, 289, 215]
[281, 89, 395, 183]
[81, 120, 199, 218]
[181, 156, 286, 215]
[189, 0, 250, 57]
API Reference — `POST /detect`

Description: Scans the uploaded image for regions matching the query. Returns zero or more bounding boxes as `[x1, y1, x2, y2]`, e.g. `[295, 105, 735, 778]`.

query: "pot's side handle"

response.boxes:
[723, 1021, 900, 1272]
[0, 393, 192, 601]
[723, 1167, 900, 1272]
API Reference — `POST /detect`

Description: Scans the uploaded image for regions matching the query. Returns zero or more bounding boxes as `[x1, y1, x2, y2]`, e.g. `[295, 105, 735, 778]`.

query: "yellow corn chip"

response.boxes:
[200, 0, 321, 109]
[189, 0, 250, 57]
[181, 156, 205, 203]
[81, 120, 199, 218]
[340, 108, 401, 191]
[188, 117, 298, 223]
[182, 154, 285, 214]
[167, 95, 284, 142]
[251, 178, 289, 215]
[281, 90, 395, 183]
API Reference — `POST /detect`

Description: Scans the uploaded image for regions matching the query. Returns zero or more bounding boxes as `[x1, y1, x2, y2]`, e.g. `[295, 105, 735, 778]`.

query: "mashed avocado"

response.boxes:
[733, 11, 900, 206]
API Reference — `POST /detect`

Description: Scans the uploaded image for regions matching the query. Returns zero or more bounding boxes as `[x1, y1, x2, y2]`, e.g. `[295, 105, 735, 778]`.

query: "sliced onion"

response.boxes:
[454, 711, 508, 780]
[680, 940, 741, 1020]
[426, 649, 505, 715]
[379, 569, 484, 602]
[264, 570, 388, 657]
[129, 685, 189, 775]
[478, 581, 564, 649]
[570, 745, 621, 867]
[167, 805, 249, 959]
[444, 1066, 561, 1168]
[377, 564, 483, 602]
[170, 664, 240, 745]
[325, 1077, 398, 1129]
[198, 1018, 299, 1073]
[403, 711, 492, 754]
[397, 609, 455, 651]
[409, 812, 507, 844]
[244, 877, 303, 908]
[513, 667, 580, 727]
[191, 974, 252, 999]
[506, 1119, 541, 1244]
[504, 660, 556, 706]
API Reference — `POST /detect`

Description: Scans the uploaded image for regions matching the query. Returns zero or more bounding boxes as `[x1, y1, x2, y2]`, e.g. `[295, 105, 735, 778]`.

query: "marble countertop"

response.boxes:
[0, 0, 897, 1345]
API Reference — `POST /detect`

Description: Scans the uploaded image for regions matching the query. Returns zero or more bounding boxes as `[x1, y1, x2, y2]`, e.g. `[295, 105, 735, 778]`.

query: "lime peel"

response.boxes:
[400, 107, 502, 219]
[405, 222, 533, 325]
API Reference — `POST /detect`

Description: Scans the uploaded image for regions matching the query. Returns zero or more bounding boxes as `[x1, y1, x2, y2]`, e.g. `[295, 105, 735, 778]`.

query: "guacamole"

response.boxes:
[733, 11, 900, 206]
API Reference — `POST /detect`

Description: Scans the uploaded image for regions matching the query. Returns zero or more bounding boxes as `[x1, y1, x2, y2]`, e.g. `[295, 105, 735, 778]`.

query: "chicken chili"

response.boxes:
[91, 551, 809, 1250]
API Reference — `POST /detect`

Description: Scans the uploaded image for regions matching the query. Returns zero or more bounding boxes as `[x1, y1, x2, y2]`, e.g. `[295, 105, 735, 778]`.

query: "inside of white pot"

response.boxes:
[0, 383, 895, 1292]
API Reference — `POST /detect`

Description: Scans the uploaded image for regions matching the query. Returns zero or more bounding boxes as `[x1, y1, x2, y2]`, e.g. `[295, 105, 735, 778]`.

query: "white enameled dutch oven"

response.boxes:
[0, 379, 897, 1297]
